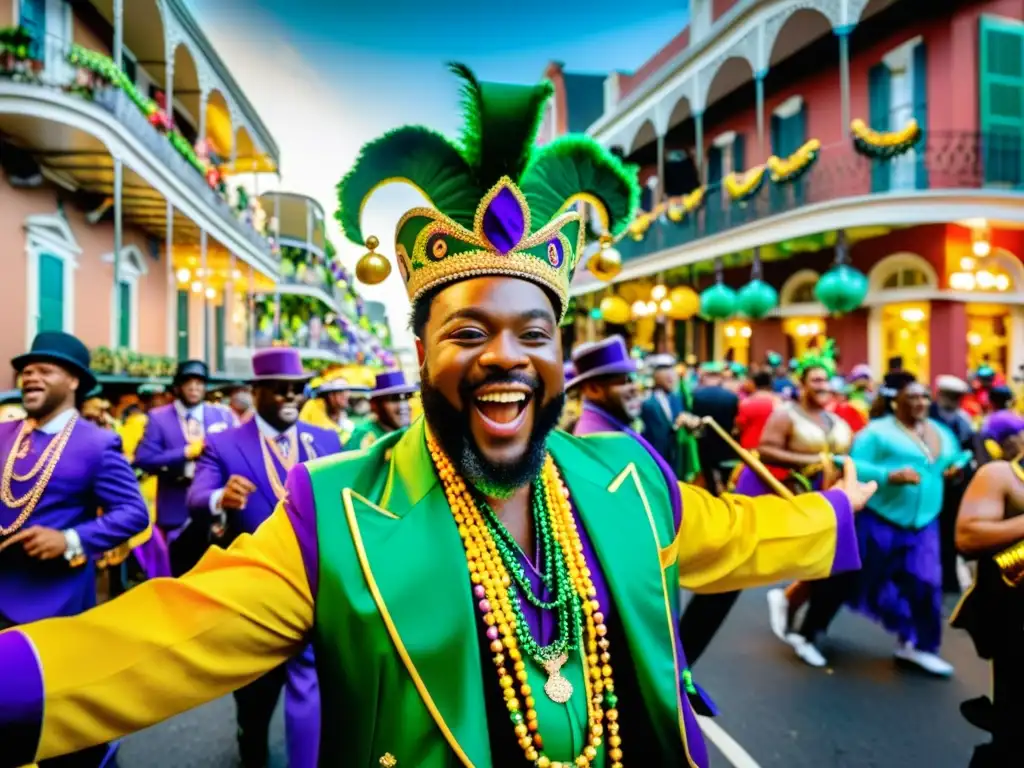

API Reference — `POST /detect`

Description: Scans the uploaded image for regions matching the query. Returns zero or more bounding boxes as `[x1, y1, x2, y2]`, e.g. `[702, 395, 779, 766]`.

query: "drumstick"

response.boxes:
[699, 416, 797, 501]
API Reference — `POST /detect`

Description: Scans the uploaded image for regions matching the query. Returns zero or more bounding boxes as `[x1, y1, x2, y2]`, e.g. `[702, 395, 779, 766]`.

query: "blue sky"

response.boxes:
[193, 0, 689, 345]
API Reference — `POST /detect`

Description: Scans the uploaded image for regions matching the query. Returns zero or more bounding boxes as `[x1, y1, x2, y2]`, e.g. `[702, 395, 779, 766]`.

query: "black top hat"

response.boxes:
[173, 359, 209, 385]
[12, 332, 97, 393]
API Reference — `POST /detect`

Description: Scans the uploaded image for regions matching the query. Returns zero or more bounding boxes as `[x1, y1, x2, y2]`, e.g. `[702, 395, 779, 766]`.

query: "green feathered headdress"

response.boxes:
[796, 338, 838, 378]
[336, 63, 640, 319]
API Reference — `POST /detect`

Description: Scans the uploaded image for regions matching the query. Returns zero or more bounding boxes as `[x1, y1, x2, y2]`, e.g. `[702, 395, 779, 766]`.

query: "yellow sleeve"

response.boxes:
[676, 483, 859, 594]
[5, 504, 313, 763]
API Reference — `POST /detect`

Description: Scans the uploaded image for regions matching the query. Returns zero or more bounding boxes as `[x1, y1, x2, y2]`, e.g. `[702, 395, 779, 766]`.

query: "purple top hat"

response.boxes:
[981, 410, 1024, 445]
[250, 348, 311, 382]
[372, 369, 419, 399]
[566, 336, 638, 390]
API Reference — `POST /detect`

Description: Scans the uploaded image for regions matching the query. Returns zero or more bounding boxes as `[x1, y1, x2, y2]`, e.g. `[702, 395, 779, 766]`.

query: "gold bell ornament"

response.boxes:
[355, 236, 392, 285]
[587, 234, 622, 282]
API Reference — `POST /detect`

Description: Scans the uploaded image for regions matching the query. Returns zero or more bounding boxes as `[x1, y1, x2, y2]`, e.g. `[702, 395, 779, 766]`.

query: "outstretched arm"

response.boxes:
[675, 482, 861, 594]
[0, 472, 316, 767]
[956, 461, 1024, 556]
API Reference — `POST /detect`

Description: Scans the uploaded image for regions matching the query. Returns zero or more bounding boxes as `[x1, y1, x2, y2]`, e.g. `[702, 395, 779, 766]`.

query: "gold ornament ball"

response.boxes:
[356, 252, 392, 285]
[588, 245, 622, 282]
[365, 235, 379, 250]
[668, 286, 700, 320]
[599, 295, 630, 325]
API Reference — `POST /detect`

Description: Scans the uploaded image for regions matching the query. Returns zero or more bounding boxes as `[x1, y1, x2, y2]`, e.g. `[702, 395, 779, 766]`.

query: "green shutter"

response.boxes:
[980, 16, 1024, 187]
[790, 106, 807, 205]
[868, 63, 892, 192]
[37, 254, 64, 333]
[176, 290, 190, 360]
[214, 304, 226, 373]
[732, 133, 745, 173]
[705, 145, 724, 234]
[19, 0, 46, 62]
[913, 43, 929, 190]
[118, 281, 131, 348]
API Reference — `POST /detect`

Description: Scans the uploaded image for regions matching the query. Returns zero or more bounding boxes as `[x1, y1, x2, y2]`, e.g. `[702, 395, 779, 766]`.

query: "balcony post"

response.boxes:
[113, 0, 124, 70]
[836, 26, 854, 137]
[164, 58, 175, 122]
[166, 201, 175, 357]
[755, 70, 767, 158]
[200, 229, 210, 365]
[694, 112, 705, 182]
[248, 265, 256, 349]
[112, 158, 123, 349]
[227, 251, 236, 347]
[655, 133, 666, 205]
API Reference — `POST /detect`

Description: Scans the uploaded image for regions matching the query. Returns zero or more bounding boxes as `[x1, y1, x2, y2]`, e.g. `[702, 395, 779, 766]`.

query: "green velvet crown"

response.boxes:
[796, 338, 838, 377]
[336, 63, 640, 319]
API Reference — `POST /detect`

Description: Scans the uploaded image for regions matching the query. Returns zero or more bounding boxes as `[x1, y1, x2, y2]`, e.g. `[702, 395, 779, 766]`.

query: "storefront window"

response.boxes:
[882, 302, 930, 382]
[967, 304, 1010, 375]
[782, 317, 826, 361]
[721, 320, 752, 366]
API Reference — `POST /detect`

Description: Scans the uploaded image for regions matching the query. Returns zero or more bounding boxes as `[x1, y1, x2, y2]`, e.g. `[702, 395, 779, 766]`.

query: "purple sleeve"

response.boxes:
[822, 488, 861, 574]
[186, 440, 228, 516]
[0, 630, 44, 768]
[75, 438, 151, 556]
[283, 465, 319, 599]
[133, 416, 187, 475]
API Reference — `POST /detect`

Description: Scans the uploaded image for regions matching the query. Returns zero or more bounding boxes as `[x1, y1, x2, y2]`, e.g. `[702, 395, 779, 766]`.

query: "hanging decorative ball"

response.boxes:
[667, 286, 700, 320]
[598, 295, 631, 324]
[587, 235, 623, 281]
[737, 280, 779, 319]
[700, 283, 737, 320]
[814, 264, 868, 314]
[355, 235, 391, 285]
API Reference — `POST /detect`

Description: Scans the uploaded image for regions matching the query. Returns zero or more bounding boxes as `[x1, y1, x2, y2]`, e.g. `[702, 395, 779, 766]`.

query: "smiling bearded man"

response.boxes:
[0, 64, 875, 768]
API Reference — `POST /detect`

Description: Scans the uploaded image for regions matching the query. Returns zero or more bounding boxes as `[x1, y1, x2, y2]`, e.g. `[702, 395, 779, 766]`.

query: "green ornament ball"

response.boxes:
[700, 283, 737, 320]
[814, 264, 868, 314]
[737, 280, 779, 319]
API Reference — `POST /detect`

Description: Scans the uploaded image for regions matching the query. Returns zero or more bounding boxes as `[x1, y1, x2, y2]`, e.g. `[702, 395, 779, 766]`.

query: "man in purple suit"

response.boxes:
[187, 348, 342, 768]
[134, 359, 236, 575]
[0, 331, 149, 767]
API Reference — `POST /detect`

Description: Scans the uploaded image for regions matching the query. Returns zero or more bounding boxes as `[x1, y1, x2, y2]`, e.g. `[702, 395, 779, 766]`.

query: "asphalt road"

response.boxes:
[117, 587, 990, 768]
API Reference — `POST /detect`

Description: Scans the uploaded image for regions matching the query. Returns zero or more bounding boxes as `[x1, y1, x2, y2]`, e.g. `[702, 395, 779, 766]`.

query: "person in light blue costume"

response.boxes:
[790, 371, 971, 675]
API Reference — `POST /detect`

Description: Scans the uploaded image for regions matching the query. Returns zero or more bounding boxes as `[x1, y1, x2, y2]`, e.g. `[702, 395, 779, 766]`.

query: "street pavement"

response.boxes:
[118, 587, 989, 768]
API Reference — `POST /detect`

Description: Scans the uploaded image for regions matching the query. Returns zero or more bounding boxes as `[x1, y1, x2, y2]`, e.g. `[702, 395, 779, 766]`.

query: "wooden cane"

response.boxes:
[698, 416, 797, 501]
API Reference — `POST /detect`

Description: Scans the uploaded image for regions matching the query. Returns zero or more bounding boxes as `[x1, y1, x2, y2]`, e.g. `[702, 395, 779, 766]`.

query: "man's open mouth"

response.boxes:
[472, 385, 533, 437]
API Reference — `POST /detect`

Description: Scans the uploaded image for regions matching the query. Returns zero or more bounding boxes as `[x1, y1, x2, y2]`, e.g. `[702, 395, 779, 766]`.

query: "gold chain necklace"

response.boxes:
[895, 418, 934, 461]
[427, 435, 624, 768]
[0, 414, 78, 536]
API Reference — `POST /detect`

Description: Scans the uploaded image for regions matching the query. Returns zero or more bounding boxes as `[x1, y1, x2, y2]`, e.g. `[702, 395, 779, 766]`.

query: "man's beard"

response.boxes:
[421, 368, 565, 500]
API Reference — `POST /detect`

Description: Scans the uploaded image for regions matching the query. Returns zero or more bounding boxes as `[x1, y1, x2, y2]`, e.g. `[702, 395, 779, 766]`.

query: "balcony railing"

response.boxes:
[0, 31, 274, 259]
[618, 130, 1024, 264]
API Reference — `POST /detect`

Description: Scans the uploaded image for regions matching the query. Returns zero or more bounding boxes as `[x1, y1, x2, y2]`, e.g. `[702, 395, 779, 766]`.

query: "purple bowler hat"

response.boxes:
[372, 369, 419, 398]
[566, 335, 639, 390]
[250, 348, 312, 382]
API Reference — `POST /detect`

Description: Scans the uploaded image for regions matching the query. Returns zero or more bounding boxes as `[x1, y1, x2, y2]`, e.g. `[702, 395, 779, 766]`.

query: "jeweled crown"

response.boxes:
[336, 64, 640, 319]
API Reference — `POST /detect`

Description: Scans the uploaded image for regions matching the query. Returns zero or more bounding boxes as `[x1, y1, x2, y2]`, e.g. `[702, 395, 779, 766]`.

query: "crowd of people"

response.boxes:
[0, 64, 1020, 768]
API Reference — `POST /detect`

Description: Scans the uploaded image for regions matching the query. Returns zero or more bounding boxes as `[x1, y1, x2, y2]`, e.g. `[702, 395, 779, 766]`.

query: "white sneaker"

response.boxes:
[893, 643, 954, 677]
[767, 588, 789, 640]
[791, 636, 828, 668]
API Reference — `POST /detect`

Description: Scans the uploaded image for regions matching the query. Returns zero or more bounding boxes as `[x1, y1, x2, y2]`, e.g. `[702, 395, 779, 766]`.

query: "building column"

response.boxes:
[166, 202, 175, 357]
[930, 300, 968, 381]
[112, 158, 123, 349]
[226, 251, 236, 347]
[200, 230, 209, 365]
[836, 26, 854, 137]
[164, 59, 175, 118]
[755, 70, 767, 158]
[655, 133, 666, 205]
[248, 265, 256, 349]
[694, 112, 705, 182]
[113, 0, 124, 69]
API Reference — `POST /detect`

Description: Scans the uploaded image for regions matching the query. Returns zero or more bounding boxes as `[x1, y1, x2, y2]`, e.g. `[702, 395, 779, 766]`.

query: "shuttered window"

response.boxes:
[37, 253, 64, 333]
[868, 63, 892, 192]
[771, 102, 807, 209]
[118, 281, 131, 348]
[980, 16, 1024, 187]
[18, 0, 46, 62]
[177, 290, 190, 361]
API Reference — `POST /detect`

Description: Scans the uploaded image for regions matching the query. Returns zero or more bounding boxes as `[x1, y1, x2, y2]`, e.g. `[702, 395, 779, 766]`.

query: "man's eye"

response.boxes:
[521, 330, 550, 341]
[451, 328, 486, 341]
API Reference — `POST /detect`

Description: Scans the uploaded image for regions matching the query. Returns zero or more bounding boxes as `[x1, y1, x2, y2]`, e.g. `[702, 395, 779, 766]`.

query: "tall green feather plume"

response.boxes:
[796, 338, 838, 377]
[519, 135, 641, 237]
[449, 62, 554, 190]
[336, 125, 481, 245]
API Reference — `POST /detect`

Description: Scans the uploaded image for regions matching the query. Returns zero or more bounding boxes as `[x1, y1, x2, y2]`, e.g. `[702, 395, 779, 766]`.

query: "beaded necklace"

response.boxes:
[1, 414, 78, 536]
[427, 435, 623, 768]
[259, 431, 298, 502]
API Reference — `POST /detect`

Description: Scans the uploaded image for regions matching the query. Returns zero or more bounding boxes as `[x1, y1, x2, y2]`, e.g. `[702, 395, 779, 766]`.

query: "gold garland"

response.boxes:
[723, 165, 767, 201]
[850, 117, 920, 156]
[624, 186, 706, 242]
[766, 139, 821, 182]
[428, 436, 622, 768]
[0, 414, 78, 536]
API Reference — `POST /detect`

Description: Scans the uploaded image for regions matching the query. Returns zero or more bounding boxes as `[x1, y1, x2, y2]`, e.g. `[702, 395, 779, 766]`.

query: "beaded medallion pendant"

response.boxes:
[427, 434, 625, 768]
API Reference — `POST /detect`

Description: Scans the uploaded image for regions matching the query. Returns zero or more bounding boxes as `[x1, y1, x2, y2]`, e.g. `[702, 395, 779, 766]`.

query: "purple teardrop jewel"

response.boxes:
[481, 187, 526, 254]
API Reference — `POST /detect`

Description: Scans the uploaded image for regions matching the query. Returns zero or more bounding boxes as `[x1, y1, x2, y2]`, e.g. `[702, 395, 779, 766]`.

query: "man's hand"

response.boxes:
[833, 459, 877, 513]
[888, 467, 921, 485]
[675, 412, 701, 432]
[0, 526, 68, 560]
[185, 439, 205, 460]
[221, 475, 257, 511]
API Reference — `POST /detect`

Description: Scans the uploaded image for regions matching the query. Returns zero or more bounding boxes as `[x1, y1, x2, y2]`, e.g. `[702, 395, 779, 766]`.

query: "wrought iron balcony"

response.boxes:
[616, 131, 1024, 264]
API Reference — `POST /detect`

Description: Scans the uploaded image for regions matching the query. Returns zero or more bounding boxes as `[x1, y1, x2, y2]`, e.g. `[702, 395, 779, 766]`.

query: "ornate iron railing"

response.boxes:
[616, 130, 1024, 264]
